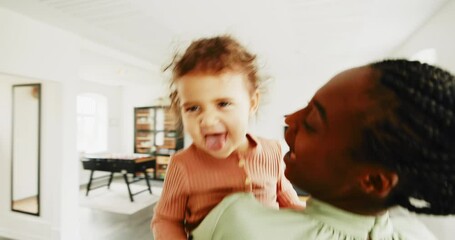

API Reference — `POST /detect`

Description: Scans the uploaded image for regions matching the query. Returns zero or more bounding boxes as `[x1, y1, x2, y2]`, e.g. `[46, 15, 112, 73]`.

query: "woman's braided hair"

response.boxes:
[362, 59, 455, 215]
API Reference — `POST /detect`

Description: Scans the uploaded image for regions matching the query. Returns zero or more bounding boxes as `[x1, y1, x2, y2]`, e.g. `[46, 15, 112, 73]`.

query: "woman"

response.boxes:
[191, 59, 455, 239]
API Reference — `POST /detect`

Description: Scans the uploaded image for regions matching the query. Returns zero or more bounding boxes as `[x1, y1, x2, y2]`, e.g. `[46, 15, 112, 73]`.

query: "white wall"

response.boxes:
[0, 79, 13, 220]
[0, 5, 163, 240]
[0, 5, 81, 240]
[121, 80, 169, 153]
[0, 8, 79, 83]
[0, 74, 68, 240]
[391, 2, 455, 240]
[392, 0, 455, 72]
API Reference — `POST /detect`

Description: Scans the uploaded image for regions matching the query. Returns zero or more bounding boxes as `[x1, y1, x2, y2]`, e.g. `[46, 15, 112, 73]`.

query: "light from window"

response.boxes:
[77, 93, 108, 154]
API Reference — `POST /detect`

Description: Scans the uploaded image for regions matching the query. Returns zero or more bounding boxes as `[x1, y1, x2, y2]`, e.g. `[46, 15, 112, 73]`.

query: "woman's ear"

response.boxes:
[249, 90, 260, 115]
[359, 168, 398, 198]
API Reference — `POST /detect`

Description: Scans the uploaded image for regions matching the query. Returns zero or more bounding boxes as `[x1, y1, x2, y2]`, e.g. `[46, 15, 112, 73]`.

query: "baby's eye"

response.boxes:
[218, 101, 231, 108]
[185, 106, 200, 112]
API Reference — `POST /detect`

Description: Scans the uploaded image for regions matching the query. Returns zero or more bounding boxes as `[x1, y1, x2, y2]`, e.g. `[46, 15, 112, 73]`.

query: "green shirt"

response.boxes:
[192, 193, 436, 240]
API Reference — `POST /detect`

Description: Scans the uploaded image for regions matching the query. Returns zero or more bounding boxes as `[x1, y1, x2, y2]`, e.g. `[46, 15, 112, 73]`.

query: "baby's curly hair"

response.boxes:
[166, 35, 261, 121]
[360, 59, 455, 215]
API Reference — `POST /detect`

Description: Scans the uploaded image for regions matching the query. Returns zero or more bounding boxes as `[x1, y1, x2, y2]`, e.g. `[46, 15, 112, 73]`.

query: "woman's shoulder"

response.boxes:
[390, 207, 438, 240]
[191, 193, 319, 239]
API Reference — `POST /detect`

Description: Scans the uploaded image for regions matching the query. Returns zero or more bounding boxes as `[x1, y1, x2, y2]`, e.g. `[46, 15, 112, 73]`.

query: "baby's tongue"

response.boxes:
[205, 134, 226, 151]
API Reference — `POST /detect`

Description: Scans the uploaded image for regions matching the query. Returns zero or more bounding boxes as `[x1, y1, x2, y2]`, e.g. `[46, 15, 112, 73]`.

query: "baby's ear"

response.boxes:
[249, 90, 260, 114]
[359, 168, 398, 198]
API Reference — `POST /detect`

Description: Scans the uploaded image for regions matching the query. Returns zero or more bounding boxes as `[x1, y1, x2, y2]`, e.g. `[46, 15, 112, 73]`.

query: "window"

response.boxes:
[77, 93, 108, 154]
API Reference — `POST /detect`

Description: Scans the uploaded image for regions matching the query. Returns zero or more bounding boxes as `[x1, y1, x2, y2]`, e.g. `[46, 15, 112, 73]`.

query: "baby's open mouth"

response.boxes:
[205, 133, 227, 151]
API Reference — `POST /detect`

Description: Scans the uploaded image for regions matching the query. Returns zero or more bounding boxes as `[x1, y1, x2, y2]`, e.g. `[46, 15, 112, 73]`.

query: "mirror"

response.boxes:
[11, 84, 40, 216]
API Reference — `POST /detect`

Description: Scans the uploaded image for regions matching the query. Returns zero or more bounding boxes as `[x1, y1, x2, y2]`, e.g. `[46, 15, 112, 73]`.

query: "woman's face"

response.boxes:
[284, 66, 377, 202]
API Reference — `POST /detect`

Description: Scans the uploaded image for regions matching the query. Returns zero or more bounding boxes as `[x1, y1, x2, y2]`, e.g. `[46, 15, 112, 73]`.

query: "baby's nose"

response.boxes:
[200, 111, 219, 127]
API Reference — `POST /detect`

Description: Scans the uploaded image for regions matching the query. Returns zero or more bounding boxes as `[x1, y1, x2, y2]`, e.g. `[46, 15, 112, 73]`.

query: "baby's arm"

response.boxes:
[151, 158, 189, 240]
[277, 169, 306, 209]
[152, 213, 186, 240]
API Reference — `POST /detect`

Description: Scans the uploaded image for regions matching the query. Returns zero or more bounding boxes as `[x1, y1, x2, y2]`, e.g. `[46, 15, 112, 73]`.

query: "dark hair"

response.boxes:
[166, 35, 260, 118]
[360, 59, 455, 215]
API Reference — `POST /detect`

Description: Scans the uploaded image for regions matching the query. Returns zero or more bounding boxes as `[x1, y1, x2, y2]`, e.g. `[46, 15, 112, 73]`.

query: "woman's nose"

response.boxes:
[284, 113, 296, 126]
[285, 108, 305, 127]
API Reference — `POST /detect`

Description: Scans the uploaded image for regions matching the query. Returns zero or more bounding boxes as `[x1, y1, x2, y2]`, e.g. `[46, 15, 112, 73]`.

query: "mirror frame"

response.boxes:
[11, 83, 41, 216]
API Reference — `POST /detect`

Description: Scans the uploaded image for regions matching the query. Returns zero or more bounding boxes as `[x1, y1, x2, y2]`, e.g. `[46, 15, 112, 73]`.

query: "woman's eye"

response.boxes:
[303, 119, 316, 133]
[185, 106, 199, 112]
[218, 101, 231, 108]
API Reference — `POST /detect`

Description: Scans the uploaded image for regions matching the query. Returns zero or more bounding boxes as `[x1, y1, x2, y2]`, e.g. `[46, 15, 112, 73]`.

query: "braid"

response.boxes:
[364, 59, 455, 215]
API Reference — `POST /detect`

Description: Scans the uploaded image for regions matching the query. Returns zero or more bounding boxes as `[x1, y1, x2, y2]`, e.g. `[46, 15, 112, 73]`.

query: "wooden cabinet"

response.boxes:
[134, 106, 184, 180]
[135, 108, 155, 153]
[156, 155, 171, 180]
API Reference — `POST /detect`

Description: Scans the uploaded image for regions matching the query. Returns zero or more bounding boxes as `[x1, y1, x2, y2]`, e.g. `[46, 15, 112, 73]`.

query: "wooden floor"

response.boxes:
[11, 195, 38, 214]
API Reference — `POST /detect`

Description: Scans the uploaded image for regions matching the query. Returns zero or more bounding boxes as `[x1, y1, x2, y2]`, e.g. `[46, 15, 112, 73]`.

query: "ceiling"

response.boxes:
[0, 0, 450, 86]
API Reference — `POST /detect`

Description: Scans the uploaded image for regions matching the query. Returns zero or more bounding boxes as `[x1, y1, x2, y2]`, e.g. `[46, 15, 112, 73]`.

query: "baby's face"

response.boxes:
[177, 71, 258, 158]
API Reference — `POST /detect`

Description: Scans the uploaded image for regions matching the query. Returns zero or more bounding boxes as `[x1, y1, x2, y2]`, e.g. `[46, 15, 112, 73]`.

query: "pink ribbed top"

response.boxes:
[151, 134, 303, 240]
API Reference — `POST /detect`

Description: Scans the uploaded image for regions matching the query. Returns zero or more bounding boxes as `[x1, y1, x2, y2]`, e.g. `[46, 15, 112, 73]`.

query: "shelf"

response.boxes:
[157, 156, 170, 164]
[134, 106, 184, 180]
[136, 137, 152, 140]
